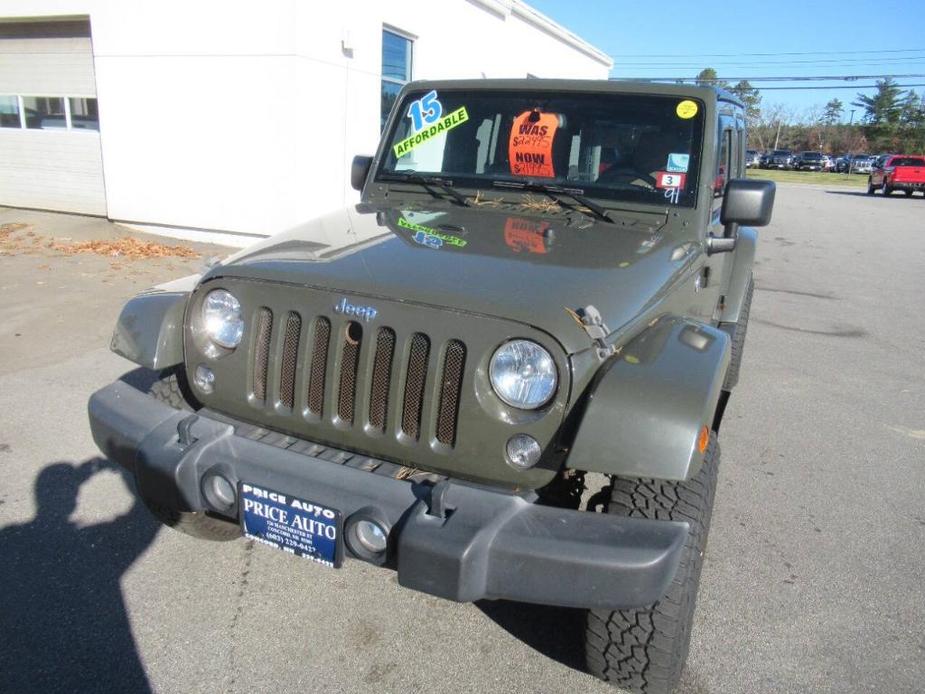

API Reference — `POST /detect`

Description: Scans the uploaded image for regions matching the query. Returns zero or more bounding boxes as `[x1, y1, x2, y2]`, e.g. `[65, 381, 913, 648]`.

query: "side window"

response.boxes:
[714, 128, 732, 199]
[381, 29, 413, 131]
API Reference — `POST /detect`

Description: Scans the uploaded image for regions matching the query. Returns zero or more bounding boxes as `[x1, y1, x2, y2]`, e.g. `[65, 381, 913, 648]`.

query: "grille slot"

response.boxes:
[337, 322, 362, 424]
[279, 312, 301, 409]
[252, 308, 273, 401]
[306, 317, 331, 416]
[401, 333, 431, 440]
[436, 340, 466, 446]
[368, 328, 396, 433]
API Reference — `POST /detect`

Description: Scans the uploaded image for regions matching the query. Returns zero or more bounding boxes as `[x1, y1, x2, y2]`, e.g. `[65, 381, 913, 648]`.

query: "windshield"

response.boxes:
[378, 88, 705, 208]
[891, 157, 925, 167]
[802, 153, 823, 159]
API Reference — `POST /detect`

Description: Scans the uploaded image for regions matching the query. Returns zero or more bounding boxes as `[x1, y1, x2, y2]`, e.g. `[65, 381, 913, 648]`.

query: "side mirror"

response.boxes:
[351, 155, 373, 192]
[721, 179, 775, 227]
[707, 179, 776, 255]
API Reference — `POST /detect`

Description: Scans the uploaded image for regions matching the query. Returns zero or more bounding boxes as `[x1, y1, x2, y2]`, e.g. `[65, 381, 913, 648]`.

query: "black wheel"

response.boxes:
[719, 275, 753, 391]
[903, 190, 913, 197]
[866, 178, 875, 195]
[585, 433, 719, 694]
[147, 368, 197, 411]
[143, 369, 240, 542]
[882, 181, 893, 196]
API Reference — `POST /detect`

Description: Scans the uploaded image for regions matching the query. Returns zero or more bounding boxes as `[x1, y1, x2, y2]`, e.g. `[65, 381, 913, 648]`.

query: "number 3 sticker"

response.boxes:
[656, 171, 687, 189]
[407, 90, 443, 132]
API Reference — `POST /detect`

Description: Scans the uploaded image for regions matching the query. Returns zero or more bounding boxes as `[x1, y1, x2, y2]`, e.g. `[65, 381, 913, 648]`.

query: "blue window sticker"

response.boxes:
[667, 153, 690, 173]
[407, 90, 443, 132]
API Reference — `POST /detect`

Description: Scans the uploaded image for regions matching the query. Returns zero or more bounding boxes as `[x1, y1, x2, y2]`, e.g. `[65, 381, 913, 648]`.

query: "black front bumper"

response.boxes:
[88, 380, 688, 610]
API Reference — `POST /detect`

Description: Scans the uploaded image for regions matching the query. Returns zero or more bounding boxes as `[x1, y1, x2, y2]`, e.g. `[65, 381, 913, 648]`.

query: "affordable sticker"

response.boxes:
[393, 107, 469, 158]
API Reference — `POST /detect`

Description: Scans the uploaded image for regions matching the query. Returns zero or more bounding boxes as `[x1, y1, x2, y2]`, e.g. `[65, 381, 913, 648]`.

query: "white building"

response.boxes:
[0, 0, 611, 246]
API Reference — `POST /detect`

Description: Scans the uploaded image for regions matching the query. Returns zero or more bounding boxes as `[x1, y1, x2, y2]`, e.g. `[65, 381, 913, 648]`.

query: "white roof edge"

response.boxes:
[510, 1, 613, 68]
[468, 0, 613, 69]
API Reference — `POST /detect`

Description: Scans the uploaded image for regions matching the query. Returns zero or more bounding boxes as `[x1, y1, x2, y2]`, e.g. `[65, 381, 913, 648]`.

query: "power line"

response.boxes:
[755, 83, 925, 90]
[618, 57, 925, 68]
[607, 47, 925, 58]
[614, 74, 925, 82]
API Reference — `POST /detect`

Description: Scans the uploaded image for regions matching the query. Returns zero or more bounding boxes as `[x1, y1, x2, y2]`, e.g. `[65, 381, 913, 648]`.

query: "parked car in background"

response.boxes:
[763, 149, 794, 169]
[745, 149, 761, 168]
[822, 155, 835, 171]
[868, 154, 925, 196]
[794, 151, 826, 171]
[836, 154, 873, 173]
[854, 157, 875, 174]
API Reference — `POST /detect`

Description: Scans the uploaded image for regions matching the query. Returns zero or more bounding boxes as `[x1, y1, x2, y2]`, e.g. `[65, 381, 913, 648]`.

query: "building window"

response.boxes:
[381, 29, 412, 130]
[23, 96, 66, 129]
[0, 95, 20, 128]
[68, 97, 99, 130]
[0, 95, 98, 131]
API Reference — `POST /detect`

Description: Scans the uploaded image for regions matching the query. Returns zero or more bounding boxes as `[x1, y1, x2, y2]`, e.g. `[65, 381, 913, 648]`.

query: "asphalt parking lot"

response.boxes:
[1, 186, 923, 694]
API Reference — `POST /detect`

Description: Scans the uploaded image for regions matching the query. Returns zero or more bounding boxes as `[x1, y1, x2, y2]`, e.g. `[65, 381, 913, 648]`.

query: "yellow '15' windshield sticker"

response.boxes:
[393, 106, 469, 158]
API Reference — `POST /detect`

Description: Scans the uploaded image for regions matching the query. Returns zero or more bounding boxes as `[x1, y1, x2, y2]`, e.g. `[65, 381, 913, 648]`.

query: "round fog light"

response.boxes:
[506, 434, 542, 469]
[201, 472, 236, 514]
[209, 475, 236, 508]
[194, 364, 215, 394]
[353, 520, 388, 554]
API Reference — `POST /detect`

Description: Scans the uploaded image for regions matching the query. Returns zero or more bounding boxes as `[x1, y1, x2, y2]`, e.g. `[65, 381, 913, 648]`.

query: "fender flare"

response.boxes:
[565, 317, 730, 481]
[719, 226, 756, 324]
[110, 275, 198, 370]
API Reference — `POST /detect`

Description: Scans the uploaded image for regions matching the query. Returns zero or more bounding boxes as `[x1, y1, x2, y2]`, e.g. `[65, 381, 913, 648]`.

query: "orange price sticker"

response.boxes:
[508, 111, 559, 178]
[504, 217, 551, 254]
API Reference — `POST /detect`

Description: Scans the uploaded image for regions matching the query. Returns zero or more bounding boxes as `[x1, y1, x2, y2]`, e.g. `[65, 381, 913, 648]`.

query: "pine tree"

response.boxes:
[822, 98, 844, 125]
[731, 80, 762, 128]
[853, 78, 905, 125]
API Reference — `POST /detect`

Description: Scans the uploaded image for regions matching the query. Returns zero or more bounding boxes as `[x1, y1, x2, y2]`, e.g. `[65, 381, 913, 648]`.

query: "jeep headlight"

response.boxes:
[202, 289, 244, 349]
[489, 340, 557, 410]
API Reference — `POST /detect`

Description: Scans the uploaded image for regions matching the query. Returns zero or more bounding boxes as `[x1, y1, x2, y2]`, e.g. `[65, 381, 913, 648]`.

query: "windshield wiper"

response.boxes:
[491, 180, 612, 223]
[378, 171, 470, 207]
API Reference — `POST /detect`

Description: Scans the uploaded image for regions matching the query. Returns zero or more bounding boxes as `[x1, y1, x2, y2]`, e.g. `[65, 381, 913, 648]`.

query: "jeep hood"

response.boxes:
[205, 204, 696, 355]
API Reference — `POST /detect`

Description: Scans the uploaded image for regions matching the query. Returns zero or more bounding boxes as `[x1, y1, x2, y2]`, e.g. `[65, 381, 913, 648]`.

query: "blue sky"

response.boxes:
[528, 0, 925, 121]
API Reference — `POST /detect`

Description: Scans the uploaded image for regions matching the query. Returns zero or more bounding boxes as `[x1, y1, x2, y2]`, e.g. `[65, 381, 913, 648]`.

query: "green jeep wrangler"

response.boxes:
[89, 79, 774, 693]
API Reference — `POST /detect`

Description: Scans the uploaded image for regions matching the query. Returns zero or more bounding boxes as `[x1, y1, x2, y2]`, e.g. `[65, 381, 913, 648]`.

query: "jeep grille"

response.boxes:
[248, 308, 465, 448]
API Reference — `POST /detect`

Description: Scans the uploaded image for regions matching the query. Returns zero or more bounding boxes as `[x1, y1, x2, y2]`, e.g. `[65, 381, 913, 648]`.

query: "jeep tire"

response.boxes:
[142, 369, 241, 542]
[720, 275, 753, 391]
[585, 432, 719, 694]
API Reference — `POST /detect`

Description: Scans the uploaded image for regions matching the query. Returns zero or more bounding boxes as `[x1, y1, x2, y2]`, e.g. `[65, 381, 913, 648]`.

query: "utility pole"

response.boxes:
[847, 110, 856, 174]
[773, 120, 782, 150]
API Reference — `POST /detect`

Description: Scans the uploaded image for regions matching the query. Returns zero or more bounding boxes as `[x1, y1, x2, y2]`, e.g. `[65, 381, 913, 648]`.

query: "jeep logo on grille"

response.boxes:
[333, 297, 378, 322]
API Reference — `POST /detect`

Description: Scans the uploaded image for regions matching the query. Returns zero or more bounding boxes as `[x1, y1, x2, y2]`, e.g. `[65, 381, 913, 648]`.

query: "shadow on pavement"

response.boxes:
[824, 190, 872, 197]
[0, 458, 159, 693]
[476, 599, 587, 672]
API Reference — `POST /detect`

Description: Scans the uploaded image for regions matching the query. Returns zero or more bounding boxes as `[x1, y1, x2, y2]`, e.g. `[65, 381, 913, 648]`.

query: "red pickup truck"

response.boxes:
[868, 154, 925, 196]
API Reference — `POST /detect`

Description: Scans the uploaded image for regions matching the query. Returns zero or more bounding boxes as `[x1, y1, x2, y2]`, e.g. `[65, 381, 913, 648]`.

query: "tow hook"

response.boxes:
[177, 414, 199, 450]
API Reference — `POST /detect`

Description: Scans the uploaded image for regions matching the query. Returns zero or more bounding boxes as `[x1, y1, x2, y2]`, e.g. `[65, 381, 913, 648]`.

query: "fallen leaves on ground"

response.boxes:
[51, 237, 199, 260]
[1, 221, 200, 260]
[0, 223, 30, 238]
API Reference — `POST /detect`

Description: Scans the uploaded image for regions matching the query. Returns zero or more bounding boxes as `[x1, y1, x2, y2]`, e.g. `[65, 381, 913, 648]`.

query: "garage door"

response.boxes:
[0, 20, 107, 216]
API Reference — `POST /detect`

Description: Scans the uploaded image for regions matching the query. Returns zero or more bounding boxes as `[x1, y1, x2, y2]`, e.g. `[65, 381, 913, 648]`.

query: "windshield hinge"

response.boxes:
[565, 305, 615, 359]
